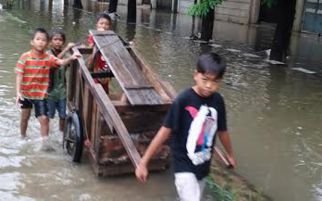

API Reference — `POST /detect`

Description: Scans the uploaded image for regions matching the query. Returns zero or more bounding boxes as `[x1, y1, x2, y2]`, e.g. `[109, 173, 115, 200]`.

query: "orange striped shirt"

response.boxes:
[16, 51, 59, 100]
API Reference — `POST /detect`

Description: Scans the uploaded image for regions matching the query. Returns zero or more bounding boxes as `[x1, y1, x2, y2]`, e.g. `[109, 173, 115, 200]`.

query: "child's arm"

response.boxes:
[86, 47, 96, 71]
[135, 126, 172, 183]
[88, 43, 94, 49]
[56, 42, 76, 59]
[86, 46, 100, 71]
[217, 131, 236, 168]
[87, 34, 94, 49]
[16, 74, 23, 105]
[56, 52, 81, 66]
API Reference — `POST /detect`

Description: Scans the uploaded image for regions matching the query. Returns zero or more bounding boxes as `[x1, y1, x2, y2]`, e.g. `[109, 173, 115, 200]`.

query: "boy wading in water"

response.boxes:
[16, 28, 80, 144]
[47, 30, 75, 132]
[135, 53, 236, 201]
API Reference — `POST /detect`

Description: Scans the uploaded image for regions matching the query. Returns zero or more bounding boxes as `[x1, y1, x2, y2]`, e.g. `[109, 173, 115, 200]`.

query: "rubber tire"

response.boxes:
[63, 111, 83, 163]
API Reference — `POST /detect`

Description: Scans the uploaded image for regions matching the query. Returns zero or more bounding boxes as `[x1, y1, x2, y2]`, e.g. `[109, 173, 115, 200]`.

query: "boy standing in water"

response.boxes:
[47, 30, 75, 132]
[87, 13, 112, 94]
[16, 28, 80, 141]
[135, 53, 236, 201]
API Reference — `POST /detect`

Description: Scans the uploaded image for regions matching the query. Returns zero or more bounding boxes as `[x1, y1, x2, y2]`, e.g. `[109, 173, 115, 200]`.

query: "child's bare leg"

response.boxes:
[59, 118, 65, 132]
[20, 108, 31, 137]
[38, 115, 49, 138]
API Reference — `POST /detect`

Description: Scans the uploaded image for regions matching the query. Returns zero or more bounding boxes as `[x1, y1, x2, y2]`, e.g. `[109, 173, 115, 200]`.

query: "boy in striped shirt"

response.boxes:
[15, 28, 80, 141]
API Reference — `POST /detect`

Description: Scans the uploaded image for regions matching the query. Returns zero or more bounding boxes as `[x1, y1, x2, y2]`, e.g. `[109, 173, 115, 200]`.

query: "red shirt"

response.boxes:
[87, 34, 108, 72]
[16, 51, 59, 100]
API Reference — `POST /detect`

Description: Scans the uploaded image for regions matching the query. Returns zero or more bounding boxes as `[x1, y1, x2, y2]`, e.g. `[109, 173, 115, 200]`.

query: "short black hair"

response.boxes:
[96, 13, 112, 23]
[50, 29, 66, 43]
[31, 27, 49, 41]
[196, 53, 226, 79]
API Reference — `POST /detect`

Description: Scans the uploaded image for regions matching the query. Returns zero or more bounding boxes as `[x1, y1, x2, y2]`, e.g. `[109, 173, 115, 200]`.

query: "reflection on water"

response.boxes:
[0, 172, 24, 191]
[0, 0, 322, 201]
[0, 156, 25, 167]
[0, 172, 35, 201]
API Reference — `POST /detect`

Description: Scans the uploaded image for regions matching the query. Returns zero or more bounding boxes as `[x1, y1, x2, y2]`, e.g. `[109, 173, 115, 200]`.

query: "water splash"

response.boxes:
[292, 67, 317, 74]
[313, 182, 322, 201]
[226, 48, 241, 53]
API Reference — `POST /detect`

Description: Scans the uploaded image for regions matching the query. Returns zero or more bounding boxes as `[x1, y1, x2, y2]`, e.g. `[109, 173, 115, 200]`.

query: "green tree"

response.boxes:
[187, 0, 224, 41]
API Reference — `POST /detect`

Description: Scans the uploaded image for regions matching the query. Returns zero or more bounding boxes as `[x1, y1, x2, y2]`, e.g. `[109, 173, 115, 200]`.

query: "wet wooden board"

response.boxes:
[90, 30, 163, 106]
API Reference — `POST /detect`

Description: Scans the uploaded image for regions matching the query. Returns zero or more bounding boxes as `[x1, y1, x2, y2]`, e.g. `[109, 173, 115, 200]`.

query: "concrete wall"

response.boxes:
[84, 0, 262, 25]
[215, 0, 252, 24]
[177, 0, 260, 24]
[177, 0, 192, 13]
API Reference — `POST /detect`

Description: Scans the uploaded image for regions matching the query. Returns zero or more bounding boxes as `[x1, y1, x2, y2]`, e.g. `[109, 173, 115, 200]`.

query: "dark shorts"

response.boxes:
[19, 98, 47, 118]
[47, 98, 66, 119]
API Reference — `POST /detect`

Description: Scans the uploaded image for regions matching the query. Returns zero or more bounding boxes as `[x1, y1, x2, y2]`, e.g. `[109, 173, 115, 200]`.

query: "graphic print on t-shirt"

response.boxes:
[185, 105, 218, 165]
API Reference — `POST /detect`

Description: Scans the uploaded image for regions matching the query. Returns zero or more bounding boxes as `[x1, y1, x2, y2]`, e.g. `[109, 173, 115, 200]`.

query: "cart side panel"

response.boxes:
[91, 157, 169, 177]
[90, 101, 98, 150]
[97, 134, 170, 175]
[117, 106, 168, 134]
[96, 104, 170, 175]
[69, 47, 143, 175]
[82, 84, 93, 143]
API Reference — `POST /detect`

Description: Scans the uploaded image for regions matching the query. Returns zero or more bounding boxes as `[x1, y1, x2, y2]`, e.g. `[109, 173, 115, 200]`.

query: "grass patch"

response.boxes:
[207, 160, 272, 201]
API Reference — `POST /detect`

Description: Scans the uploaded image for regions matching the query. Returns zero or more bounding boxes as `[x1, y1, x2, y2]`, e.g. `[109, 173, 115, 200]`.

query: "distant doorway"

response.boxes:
[258, 1, 279, 23]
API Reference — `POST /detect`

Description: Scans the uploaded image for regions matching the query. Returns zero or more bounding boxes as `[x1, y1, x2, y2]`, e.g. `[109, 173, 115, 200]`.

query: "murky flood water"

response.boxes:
[0, 0, 322, 201]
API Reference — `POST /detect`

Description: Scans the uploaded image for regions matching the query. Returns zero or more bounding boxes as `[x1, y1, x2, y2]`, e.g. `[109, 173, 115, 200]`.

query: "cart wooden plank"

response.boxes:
[72, 47, 141, 168]
[90, 30, 163, 106]
[66, 36, 174, 175]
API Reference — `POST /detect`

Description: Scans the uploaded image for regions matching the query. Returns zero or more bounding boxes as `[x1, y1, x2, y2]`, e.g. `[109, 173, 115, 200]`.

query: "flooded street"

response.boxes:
[0, 0, 322, 200]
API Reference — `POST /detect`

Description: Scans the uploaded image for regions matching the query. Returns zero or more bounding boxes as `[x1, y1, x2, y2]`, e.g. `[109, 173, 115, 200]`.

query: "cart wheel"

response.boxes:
[63, 111, 83, 162]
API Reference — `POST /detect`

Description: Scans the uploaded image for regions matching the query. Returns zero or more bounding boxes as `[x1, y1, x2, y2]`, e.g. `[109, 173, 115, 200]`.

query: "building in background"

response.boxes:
[85, 0, 322, 34]
[154, 0, 322, 34]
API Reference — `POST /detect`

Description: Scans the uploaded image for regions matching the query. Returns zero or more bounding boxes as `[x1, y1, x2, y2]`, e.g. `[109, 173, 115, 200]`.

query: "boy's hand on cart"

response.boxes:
[71, 52, 82, 60]
[226, 155, 236, 169]
[66, 42, 76, 50]
[129, 40, 135, 46]
[213, 147, 236, 169]
[84, 139, 91, 148]
[135, 162, 148, 183]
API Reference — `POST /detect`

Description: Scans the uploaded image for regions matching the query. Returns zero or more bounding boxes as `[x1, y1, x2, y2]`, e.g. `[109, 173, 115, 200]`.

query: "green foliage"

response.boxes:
[187, 0, 224, 17]
[261, 0, 277, 8]
[206, 177, 234, 201]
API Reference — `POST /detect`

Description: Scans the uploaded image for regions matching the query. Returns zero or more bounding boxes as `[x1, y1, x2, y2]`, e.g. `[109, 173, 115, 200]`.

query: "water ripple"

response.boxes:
[0, 191, 35, 201]
[0, 172, 24, 191]
[0, 156, 25, 168]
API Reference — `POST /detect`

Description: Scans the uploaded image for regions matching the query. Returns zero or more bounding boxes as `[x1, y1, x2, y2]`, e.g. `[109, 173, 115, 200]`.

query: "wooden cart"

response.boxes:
[63, 30, 176, 176]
